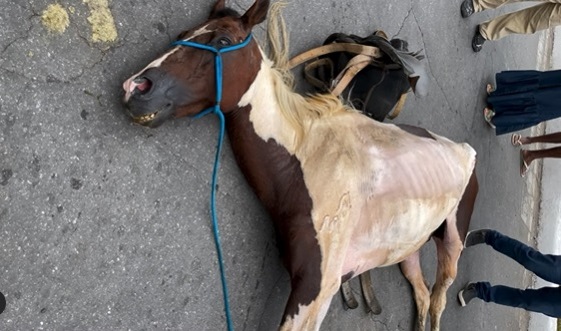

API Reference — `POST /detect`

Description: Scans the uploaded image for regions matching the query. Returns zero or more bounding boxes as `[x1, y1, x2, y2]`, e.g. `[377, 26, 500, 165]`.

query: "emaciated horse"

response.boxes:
[122, 1, 479, 330]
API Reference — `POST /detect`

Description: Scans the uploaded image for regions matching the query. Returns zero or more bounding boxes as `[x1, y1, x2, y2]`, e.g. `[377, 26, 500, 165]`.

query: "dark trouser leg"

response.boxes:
[485, 230, 561, 284]
[475, 282, 561, 318]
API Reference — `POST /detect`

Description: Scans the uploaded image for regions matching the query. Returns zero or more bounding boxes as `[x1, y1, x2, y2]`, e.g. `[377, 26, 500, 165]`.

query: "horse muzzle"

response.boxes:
[123, 67, 189, 127]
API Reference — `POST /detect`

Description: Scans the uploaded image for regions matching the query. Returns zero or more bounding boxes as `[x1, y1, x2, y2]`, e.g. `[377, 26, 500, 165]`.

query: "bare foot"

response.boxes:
[484, 108, 495, 129]
[520, 150, 531, 177]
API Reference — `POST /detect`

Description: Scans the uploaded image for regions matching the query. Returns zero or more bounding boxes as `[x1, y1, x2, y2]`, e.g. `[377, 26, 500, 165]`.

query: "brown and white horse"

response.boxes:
[122, 1, 479, 330]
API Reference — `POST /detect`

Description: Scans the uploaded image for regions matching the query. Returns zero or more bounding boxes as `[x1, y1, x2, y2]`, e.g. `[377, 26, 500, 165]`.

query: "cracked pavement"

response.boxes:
[0, 0, 547, 330]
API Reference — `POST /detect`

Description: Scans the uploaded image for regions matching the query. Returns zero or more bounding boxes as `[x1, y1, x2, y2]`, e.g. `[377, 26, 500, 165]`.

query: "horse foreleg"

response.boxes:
[280, 195, 353, 330]
[278, 221, 343, 331]
[399, 251, 430, 331]
[279, 275, 340, 331]
[429, 218, 463, 331]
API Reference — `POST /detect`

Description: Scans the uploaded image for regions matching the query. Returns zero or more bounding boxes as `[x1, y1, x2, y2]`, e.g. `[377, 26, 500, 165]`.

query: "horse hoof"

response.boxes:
[341, 280, 359, 309]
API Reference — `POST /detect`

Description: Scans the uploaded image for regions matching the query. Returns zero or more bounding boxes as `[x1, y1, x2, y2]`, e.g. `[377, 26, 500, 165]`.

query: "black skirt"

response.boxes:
[487, 69, 561, 135]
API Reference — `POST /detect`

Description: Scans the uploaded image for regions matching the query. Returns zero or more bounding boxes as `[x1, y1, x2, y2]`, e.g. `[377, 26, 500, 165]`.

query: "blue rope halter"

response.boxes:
[171, 33, 253, 331]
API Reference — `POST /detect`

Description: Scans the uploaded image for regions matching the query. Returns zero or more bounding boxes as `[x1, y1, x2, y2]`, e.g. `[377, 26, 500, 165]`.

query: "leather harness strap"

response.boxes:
[291, 43, 381, 97]
[330, 54, 371, 96]
[288, 43, 382, 69]
[289, 41, 409, 120]
[303, 57, 333, 90]
[388, 91, 408, 119]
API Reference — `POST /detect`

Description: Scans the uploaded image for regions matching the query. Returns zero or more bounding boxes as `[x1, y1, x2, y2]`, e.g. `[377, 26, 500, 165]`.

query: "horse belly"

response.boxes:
[341, 196, 459, 276]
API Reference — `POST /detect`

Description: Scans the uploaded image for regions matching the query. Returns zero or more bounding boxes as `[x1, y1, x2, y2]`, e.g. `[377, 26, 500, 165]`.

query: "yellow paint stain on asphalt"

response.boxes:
[83, 0, 118, 42]
[41, 4, 70, 34]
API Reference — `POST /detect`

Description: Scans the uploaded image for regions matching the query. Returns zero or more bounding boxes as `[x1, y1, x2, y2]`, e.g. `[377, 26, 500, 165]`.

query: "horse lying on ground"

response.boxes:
[122, 0, 478, 330]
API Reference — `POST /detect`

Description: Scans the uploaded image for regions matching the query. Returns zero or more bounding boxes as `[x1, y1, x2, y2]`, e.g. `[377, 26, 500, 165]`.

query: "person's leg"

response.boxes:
[475, 282, 561, 317]
[486, 230, 561, 284]
[462, 0, 517, 17]
[522, 145, 561, 171]
[480, 3, 561, 41]
[520, 131, 561, 145]
[472, 0, 523, 12]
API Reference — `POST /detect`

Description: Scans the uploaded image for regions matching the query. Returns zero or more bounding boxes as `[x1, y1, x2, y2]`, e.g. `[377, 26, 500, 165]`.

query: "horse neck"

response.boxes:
[224, 60, 308, 212]
[236, 59, 301, 155]
[225, 103, 304, 215]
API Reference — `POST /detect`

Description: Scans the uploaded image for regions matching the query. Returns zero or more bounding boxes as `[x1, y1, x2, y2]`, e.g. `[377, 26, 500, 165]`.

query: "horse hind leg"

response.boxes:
[429, 169, 478, 330]
[429, 218, 463, 331]
[399, 251, 430, 331]
[456, 169, 479, 243]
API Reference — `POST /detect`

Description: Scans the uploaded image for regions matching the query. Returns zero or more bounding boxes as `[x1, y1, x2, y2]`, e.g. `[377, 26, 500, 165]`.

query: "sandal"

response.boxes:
[483, 108, 495, 129]
[486, 83, 495, 95]
[511, 133, 523, 147]
[520, 150, 530, 177]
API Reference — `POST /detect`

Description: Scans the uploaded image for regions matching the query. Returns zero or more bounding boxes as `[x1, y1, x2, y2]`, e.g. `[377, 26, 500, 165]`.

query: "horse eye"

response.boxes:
[217, 37, 231, 46]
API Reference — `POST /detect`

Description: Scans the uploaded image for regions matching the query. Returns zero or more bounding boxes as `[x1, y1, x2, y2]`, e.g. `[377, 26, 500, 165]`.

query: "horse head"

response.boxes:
[122, 0, 270, 127]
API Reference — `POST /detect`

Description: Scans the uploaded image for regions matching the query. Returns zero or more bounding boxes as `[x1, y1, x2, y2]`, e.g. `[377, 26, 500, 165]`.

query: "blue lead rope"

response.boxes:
[172, 33, 253, 331]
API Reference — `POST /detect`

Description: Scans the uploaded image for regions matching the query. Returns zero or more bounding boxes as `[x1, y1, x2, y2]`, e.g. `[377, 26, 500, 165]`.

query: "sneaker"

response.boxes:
[460, 0, 475, 18]
[472, 27, 486, 52]
[458, 283, 478, 306]
[464, 229, 491, 248]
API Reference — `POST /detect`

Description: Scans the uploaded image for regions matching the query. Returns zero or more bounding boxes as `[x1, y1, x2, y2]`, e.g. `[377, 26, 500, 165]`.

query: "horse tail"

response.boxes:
[267, 1, 295, 87]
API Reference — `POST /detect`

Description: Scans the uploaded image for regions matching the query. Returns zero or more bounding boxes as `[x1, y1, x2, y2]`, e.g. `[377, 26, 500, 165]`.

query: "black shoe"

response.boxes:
[472, 27, 486, 52]
[460, 0, 475, 18]
[458, 283, 478, 306]
[464, 229, 490, 248]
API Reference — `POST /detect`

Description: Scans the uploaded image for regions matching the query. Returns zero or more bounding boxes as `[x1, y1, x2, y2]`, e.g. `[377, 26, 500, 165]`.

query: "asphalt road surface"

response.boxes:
[1, 0, 547, 330]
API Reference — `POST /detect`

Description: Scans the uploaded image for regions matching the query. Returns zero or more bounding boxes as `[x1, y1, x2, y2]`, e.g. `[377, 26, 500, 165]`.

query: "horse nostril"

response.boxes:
[134, 77, 153, 95]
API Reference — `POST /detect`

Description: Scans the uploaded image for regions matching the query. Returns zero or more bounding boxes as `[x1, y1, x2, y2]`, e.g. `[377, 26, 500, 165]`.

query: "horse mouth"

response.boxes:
[133, 111, 158, 125]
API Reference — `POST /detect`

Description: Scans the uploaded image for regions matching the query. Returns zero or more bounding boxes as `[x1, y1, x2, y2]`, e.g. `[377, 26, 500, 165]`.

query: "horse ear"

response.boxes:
[210, 0, 226, 17]
[241, 0, 270, 28]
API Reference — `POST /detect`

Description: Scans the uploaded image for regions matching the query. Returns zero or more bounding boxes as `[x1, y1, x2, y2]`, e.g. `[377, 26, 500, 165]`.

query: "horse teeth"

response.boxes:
[136, 113, 156, 123]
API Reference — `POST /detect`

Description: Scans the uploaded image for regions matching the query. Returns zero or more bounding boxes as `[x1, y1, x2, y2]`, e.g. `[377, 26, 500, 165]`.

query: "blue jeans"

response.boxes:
[474, 230, 561, 318]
